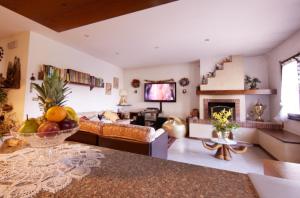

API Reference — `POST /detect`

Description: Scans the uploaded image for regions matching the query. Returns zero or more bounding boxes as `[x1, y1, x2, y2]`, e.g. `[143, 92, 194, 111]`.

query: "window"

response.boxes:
[280, 53, 300, 121]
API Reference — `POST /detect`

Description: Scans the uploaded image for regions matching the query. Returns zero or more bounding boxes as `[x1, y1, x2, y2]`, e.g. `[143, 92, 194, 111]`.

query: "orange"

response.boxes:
[45, 106, 67, 122]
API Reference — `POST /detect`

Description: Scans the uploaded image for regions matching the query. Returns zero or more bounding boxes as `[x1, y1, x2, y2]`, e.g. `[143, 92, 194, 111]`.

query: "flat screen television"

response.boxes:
[144, 82, 176, 102]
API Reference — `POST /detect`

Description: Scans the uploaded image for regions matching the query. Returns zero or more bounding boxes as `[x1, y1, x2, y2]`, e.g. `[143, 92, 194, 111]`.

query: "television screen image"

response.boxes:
[144, 83, 176, 102]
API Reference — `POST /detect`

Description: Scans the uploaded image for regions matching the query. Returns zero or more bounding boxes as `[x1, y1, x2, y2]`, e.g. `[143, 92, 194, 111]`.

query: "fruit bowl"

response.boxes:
[10, 126, 79, 148]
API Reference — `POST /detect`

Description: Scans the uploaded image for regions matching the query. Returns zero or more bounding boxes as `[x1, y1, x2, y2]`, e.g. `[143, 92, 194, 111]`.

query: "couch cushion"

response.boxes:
[248, 173, 300, 198]
[102, 123, 156, 143]
[79, 119, 103, 135]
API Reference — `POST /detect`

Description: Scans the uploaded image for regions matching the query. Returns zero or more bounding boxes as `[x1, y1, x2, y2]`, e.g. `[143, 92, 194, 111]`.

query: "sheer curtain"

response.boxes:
[275, 60, 299, 121]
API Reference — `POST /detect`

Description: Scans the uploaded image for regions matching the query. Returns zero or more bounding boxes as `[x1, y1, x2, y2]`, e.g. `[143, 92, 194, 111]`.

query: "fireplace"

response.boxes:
[204, 99, 240, 121]
[208, 102, 236, 120]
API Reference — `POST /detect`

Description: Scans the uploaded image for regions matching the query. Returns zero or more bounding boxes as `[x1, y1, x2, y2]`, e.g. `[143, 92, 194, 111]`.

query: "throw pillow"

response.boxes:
[103, 111, 120, 122]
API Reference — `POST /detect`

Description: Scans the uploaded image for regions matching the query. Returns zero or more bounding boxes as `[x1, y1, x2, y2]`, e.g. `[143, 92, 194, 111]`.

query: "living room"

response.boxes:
[0, 0, 300, 197]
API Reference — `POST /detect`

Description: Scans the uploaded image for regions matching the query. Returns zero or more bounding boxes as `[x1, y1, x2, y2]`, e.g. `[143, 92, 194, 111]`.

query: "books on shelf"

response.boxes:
[66, 69, 91, 85]
[42, 65, 65, 80]
[39, 64, 102, 89]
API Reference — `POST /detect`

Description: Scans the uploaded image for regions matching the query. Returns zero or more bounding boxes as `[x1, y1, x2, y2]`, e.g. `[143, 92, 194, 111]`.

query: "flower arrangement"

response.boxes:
[211, 109, 239, 139]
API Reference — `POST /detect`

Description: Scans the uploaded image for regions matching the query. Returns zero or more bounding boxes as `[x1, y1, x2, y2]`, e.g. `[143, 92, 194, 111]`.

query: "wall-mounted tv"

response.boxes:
[144, 82, 176, 102]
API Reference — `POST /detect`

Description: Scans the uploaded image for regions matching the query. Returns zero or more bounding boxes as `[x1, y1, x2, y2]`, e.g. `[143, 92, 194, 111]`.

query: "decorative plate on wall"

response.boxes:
[179, 77, 190, 87]
[131, 79, 140, 88]
[0, 47, 4, 62]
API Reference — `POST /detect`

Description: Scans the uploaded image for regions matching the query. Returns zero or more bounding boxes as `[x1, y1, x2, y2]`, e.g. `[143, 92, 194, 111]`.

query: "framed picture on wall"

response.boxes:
[113, 77, 119, 89]
[99, 78, 104, 88]
[105, 83, 112, 95]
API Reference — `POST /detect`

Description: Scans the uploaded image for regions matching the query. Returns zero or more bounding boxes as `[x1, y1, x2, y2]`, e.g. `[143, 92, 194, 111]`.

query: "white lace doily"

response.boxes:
[0, 143, 105, 198]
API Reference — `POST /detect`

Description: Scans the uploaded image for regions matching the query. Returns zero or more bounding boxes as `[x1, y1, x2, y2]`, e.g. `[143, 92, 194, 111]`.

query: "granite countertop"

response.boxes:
[1, 141, 258, 198]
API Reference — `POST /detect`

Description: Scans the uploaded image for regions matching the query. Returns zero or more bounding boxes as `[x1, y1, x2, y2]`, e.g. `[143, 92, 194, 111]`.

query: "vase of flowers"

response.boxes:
[211, 109, 239, 140]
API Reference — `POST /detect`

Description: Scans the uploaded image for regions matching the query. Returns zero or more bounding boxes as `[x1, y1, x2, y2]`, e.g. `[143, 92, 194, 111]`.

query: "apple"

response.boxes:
[37, 121, 60, 137]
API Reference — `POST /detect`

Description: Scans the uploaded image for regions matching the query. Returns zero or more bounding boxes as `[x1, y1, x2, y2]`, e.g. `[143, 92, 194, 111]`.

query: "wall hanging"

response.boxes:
[3, 56, 21, 89]
[0, 47, 4, 62]
[131, 79, 140, 88]
[179, 78, 189, 87]
[113, 77, 119, 89]
[144, 79, 174, 83]
[99, 78, 104, 88]
[179, 77, 190, 94]
[131, 79, 140, 94]
[105, 83, 112, 95]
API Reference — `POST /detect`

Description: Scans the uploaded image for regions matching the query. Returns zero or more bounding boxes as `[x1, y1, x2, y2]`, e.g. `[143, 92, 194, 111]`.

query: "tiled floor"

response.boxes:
[168, 138, 272, 174]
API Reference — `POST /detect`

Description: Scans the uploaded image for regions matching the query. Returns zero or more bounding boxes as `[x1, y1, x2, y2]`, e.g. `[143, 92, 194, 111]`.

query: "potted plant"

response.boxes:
[244, 75, 261, 89]
[211, 109, 239, 139]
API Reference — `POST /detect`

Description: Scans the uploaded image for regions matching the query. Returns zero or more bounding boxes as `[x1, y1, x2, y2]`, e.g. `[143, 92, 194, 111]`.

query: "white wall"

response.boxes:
[267, 29, 300, 135]
[244, 55, 270, 121]
[199, 55, 225, 78]
[0, 32, 30, 122]
[124, 62, 200, 119]
[201, 56, 245, 90]
[23, 32, 123, 118]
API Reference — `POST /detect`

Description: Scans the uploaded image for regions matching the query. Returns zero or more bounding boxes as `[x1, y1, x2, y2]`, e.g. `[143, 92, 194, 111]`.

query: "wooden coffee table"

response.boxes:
[202, 138, 248, 161]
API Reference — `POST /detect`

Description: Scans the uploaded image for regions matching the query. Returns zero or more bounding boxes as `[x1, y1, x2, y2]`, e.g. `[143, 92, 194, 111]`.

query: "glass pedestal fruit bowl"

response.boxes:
[10, 126, 79, 166]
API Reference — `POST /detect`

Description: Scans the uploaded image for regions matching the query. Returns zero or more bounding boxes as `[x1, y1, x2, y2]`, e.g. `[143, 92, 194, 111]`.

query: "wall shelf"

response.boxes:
[68, 81, 101, 88]
[196, 89, 277, 95]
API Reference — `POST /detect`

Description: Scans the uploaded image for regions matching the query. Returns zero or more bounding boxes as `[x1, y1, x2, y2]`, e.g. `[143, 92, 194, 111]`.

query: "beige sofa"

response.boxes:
[67, 119, 168, 159]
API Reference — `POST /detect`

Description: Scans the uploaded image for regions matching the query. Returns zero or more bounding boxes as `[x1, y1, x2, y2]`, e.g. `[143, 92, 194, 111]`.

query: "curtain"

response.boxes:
[275, 60, 299, 122]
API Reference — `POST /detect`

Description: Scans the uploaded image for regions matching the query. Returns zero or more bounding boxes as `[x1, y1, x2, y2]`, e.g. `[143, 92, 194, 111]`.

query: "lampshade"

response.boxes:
[119, 89, 128, 96]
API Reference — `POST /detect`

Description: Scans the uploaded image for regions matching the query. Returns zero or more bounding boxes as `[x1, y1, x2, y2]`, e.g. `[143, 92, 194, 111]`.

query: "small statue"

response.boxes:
[253, 100, 266, 122]
[201, 75, 207, 84]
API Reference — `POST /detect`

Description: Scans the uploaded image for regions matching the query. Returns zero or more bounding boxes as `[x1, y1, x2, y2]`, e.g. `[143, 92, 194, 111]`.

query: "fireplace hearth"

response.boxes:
[204, 99, 240, 121]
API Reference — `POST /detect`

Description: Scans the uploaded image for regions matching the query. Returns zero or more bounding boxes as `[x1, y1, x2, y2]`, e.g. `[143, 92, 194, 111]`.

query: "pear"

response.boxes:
[18, 118, 39, 134]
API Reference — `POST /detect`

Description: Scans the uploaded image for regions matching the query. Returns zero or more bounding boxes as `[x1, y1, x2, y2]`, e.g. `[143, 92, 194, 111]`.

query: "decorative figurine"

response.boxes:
[253, 100, 266, 122]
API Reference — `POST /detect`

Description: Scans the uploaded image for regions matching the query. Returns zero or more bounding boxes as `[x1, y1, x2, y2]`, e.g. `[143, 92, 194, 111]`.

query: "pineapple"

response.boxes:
[32, 72, 71, 113]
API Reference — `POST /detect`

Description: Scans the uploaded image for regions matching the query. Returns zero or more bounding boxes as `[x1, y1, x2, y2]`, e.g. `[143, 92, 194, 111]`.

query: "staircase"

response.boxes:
[201, 55, 245, 91]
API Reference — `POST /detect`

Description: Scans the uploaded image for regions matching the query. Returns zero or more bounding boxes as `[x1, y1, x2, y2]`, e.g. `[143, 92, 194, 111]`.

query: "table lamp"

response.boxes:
[119, 89, 128, 105]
